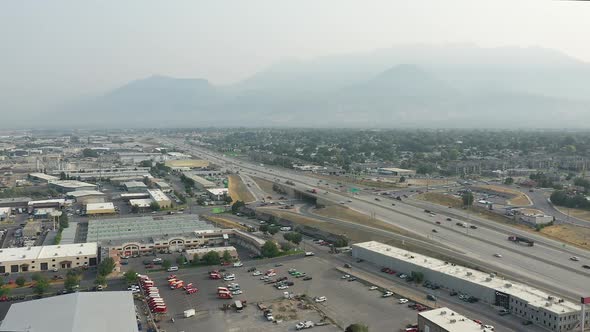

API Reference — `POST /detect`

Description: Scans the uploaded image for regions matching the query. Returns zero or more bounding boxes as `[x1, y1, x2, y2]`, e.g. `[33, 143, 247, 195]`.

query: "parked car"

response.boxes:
[382, 291, 394, 298]
[314, 296, 327, 303]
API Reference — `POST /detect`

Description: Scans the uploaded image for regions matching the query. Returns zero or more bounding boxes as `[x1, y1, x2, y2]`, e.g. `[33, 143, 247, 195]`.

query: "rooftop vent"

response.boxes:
[54, 253, 58, 256]
[78, 251, 82, 254]
[385, 248, 391, 251]
[548, 296, 554, 300]
[449, 319, 456, 323]
[21, 255, 26, 258]
[440, 311, 447, 315]
[505, 283, 512, 288]
[27, 247, 31, 250]
[80, 244, 84, 247]
[466, 272, 472, 276]
[545, 302, 552, 307]
[485, 278, 492, 282]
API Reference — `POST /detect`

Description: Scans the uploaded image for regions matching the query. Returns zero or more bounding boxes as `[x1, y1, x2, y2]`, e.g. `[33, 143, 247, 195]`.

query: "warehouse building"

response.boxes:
[152, 178, 172, 193]
[165, 159, 209, 169]
[128, 198, 153, 209]
[418, 307, 489, 332]
[377, 167, 416, 176]
[28, 172, 59, 183]
[66, 190, 106, 204]
[0, 242, 98, 273]
[49, 180, 96, 192]
[120, 192, 150, 201]
[0, 197, 31, 209]
[85, 202, 116, 215]
[0, 291, 138, 332]
[52, 167, 151, 180]
[352, 241, 586, 332]
[183, 173, 216, 189]
[123, 181, 148, 192]
[184, 246, 238, 263]
[207, 188, 229, 201]
[147, 189, 171, 208]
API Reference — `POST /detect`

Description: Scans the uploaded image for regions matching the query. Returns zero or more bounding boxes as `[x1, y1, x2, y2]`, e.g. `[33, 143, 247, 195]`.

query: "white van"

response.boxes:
[167, 266, 179, 272]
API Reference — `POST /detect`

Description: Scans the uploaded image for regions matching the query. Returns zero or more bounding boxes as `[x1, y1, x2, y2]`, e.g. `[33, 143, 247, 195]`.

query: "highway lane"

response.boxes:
[160, 137, 590, 299]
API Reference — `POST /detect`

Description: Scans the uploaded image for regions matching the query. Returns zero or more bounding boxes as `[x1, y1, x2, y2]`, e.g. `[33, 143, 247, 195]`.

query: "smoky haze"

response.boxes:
[1, 0, 590, 128]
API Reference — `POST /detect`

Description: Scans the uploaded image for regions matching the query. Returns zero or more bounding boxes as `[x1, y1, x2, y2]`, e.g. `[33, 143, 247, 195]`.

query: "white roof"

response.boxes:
[86, 202, 115, 211]
[147, 189, 170, 202]
[123, 181, 147, 188]
[50, 180, 96, 188]
[0, 291, 138, 332]
[207, 188, 229, 196]
[0, 242, 97, 262]
[186, 246, 236, 256]
[419, 307, 486, 331]
[353, 241, 580, 315]
[0, 207, 11, 214]
[66, 190, 105, 197]
[29, 172, 59, 181]
[129, 198, 153, 208]
[28, 198, 66, 206]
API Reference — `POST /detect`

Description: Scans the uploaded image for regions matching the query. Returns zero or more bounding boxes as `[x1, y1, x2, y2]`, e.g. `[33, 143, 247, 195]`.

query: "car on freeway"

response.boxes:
[348, 277, 357, 282]
[382, 291, 394, 298]
[277, 285, 289, 290]
[570, 256, 579, 261]
[435, 221, 441, 224]
[470, 225, 478, 229]
[399, 298, 409, 304]
[302, 276, 312, 281]
[314, 296, 327, 303]
[252, 270, 262, 276]
[583, 265, 590, 269]
[369, 286, 378, 291]
[446, 218, 452, 221]
[432, 229, 438, 233]
[493, 253, 502, 258]
[483, 325, 494, 331]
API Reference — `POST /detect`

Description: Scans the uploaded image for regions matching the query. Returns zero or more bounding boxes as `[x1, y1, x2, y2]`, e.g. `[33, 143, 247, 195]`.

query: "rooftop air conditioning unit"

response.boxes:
[485, 278, 492, 282]
[449, 319, 456, 323]
[440, 311, 447, 315]
[466, 272, 472, 276]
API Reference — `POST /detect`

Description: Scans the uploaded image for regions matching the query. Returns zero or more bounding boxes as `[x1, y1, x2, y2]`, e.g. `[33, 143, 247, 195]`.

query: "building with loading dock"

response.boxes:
[0, 242, 98, 273]
[352, 241, 587, 332]
[418, 307, 491, 332]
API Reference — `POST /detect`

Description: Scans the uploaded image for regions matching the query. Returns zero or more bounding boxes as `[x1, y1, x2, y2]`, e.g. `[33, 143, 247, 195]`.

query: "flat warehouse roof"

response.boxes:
[353, 241, 580, 315]
[86, 215, 217, 242]
[0, 243, 97, 262]
[147, 189, 170, 202]
[86, 202, 115, 210]
[420, 307, 486, 331]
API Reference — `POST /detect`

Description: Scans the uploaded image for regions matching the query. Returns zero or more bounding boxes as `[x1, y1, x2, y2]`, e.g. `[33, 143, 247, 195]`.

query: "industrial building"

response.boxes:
[128, 198, 153, 209]
[352, 241, 586, 332]
[0, 291, 138, 332]
[207, 188, 229, 201]
[184, 245, 238, 263]
[123, 181, 148, 192]
[183, 173, 216, 189]
[418, 307, 489, 332]
[28, 172, 59, 182]
[0, 197, 31, 209]
[0, 242, 98, 273]
[49, 180, 97, 192]
[85, 202, 116, 215]
[66, 190, 106, 204]
[165, 159, 209, 169]
[152, 178, 172, 192]
[147, 189, 171, 208]
[51, 167, 151, 180]
[120, 192, 150, 201]
[377, 167, 417, 176]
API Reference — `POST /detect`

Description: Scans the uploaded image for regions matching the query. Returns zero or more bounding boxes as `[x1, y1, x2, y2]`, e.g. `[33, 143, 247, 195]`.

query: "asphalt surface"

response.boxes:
[158, 137, 590, 301]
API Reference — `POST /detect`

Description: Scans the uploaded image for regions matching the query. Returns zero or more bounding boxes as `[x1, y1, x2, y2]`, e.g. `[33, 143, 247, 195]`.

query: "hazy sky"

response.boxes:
[1, 0, 590, 115]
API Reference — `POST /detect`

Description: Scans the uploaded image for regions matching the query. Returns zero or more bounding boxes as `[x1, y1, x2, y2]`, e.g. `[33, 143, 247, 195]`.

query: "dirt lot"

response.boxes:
[228, 174, 256, 203]
[406, 178, 451, 187]
[202, 215, 249, 231]
[565, 208, 590, 222]
[415, 192, 512, 224]
[541, 224, 590, 250]
[251, 176, 278, 197]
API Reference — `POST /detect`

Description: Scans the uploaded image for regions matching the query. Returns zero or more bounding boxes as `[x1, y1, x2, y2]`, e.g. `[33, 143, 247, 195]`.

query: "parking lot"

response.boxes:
[130, 253, 420, 332]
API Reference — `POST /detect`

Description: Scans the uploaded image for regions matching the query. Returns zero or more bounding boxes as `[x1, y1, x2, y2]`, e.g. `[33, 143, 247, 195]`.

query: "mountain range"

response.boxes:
[49, 44, 590, 128]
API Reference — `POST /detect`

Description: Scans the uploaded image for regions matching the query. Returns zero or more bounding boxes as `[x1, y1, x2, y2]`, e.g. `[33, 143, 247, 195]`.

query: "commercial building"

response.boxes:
[0, 291, 138, 332]
[28, 198, 66, 211]
[418, 307, 489, 332]
[147, 189, 171, 208]
[117, 152, 165, 165]
[352, 241, 586, 332]
[207, 188, 229, 201]
[183, 173, 216, 189]
[85, 202, 116, 215]
[0, 197, 31, 209]
[152, 178, 172, 192]
[52, 167, 151, 180]
[66, 190, 106, 204]
[123, 181, 148, 192]
[165, 159, 209, 169]
[120, 192, 150, 201]
[129, 198, 153, 208]
[49, 180, 97, 192]
[377, 167, 417, 176]
[184, 245, 238, 263]
[0, 242, 98, 273]
[28, 172, 59, 182]
[0, 207, 10, 221]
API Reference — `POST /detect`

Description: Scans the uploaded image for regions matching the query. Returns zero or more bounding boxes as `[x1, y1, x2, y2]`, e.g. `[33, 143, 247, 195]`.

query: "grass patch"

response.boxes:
[564, 208, 590, 223]
[250, 176, 277, 197]
[473, 185, 531, 206]
[201, 215, 249, 231]
[228, 174, 255, 203]
[541, 224, 590, 250]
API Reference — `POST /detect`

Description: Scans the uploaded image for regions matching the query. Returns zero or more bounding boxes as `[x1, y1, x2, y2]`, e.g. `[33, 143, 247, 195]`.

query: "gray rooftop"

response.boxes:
[86, 215, 216, 242]
[0, 291, 138, 332]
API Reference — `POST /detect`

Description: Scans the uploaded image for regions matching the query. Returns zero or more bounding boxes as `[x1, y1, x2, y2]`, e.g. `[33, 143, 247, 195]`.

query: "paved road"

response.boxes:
[158, 137, 590, 301]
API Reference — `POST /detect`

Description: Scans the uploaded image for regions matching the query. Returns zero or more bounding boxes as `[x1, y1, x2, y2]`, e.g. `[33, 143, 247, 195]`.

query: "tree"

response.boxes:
[123, 269, 137, 285]
[59, 171, 67, 180]
[399, 176, 406, 183]
[82, 148, 98, 158]
[231, 200, 245, 214]
[504, 177, 514, 185]
[59, 213, 69, 229]
[31, 273, 43, 283]
[283, 232, 302, 245]
[149, 202, 160, 211]
[462, 191, 474, 207]
[33, 277, 50, 296]
[268, 226, 280, 235]
[279, 241, 293, 251]
[162, 259, 172, 270]
[222, 250, 233, 263]
[15, 276, 26, 287]
[98, 257, 116, 277]
[176, 255, 185, 266]
[333, 236, 349, 248]
[259, 224, 269, 233]
[345, 324, 369, 332]
[95, 275, 107, 286]
[64, 274, 80, 292]
[410, 271, 424, 283]
[139, 160, 153, 168]
[261, 241, 280, 258]
[202, 251, 221, 265]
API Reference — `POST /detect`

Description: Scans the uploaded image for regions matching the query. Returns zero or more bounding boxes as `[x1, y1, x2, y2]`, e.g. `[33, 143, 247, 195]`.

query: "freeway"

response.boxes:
[160, 137, 590, 300]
